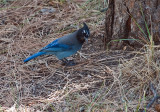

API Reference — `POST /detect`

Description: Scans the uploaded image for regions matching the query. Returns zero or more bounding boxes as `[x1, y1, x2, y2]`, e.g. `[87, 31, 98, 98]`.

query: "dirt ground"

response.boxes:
[0, 0, 160, 112]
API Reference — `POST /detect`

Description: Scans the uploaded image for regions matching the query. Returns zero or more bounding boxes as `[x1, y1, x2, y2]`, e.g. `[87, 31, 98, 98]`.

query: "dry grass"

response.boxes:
[0, 0, 160, 112]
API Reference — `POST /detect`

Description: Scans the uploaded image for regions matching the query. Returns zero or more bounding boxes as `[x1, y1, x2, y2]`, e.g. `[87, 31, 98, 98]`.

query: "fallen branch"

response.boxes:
[142, 83, 160, 112]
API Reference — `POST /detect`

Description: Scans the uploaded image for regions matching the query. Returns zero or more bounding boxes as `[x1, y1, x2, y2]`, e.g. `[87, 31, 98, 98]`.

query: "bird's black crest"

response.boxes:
[77, 23, 90, 43]
[82, 22, 90, 37]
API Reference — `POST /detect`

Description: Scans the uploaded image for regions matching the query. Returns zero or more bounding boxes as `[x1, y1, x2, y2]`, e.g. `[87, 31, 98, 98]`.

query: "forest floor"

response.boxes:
[0, 0, 160, 112]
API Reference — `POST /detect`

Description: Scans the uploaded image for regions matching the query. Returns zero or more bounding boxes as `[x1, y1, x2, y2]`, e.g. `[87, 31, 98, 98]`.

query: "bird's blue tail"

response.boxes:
[24, 52, 45, 62]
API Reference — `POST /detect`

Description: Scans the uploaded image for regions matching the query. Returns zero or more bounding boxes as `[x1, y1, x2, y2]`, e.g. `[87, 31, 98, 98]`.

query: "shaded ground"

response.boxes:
[0, 0, 160, 112]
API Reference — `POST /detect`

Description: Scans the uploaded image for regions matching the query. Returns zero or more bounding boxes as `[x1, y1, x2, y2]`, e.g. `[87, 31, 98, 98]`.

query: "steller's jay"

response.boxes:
[23, 23, 90, 66]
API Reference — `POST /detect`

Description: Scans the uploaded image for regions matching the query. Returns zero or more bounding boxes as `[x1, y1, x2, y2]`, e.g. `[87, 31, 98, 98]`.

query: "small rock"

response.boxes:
[40, 7, 56, 15]
[80, 106, 85, 112]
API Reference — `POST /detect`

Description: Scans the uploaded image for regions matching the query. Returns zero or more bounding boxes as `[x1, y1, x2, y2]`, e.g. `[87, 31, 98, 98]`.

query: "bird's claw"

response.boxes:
[61, 59, 76, 66]
[66, 60, 76, 66]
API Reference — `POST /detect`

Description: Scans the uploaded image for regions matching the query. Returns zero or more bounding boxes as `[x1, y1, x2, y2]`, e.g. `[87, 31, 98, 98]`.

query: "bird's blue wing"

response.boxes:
[40, 39, 72, 52]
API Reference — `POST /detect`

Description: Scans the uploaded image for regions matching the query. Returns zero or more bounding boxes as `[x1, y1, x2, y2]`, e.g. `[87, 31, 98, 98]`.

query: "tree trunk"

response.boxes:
[105, 0, 160, 49]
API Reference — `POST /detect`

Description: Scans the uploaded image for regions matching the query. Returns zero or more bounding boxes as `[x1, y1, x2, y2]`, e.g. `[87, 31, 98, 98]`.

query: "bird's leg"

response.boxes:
[67, 60, 76, 66]
[61, 58, 68, 64]
[61, 58, 76, 66]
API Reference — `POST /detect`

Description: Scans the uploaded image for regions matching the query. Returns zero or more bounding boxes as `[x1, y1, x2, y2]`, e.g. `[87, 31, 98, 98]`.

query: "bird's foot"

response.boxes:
[61, 58, 76, 66]
[66, 60, 76, 66]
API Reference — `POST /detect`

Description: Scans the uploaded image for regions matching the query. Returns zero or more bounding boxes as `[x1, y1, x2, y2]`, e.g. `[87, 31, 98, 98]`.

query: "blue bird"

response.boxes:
[24, 23, 90, 66]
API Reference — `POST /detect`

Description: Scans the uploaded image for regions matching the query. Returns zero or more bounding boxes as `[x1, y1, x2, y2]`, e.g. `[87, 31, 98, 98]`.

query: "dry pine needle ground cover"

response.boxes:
[0, 0, 160, 111]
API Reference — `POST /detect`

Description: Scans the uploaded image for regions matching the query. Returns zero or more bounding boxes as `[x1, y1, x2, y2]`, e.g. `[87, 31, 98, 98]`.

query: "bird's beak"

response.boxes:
[84, 37, 88, 43]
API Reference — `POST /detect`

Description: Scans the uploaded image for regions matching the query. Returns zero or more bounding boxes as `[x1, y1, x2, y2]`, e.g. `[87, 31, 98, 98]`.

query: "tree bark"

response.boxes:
[105, 0, 160, 49]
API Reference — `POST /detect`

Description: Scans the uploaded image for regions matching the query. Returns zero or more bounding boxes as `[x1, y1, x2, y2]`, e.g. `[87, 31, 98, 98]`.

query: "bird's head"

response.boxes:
[77, 23, 90, 44]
